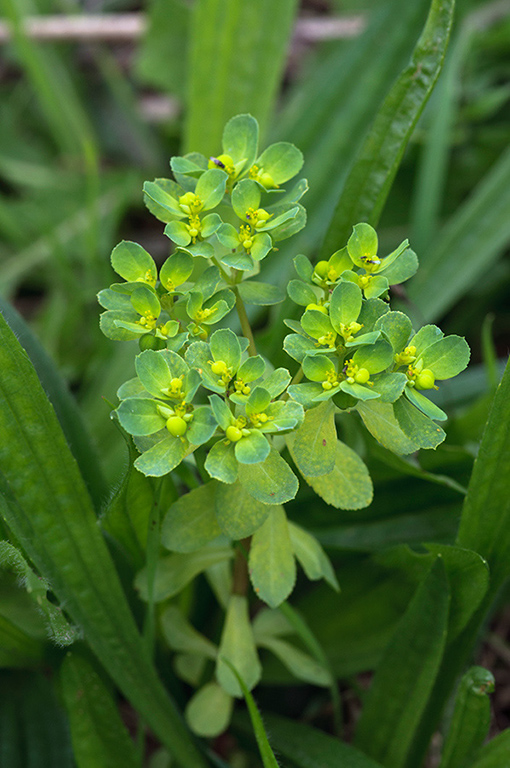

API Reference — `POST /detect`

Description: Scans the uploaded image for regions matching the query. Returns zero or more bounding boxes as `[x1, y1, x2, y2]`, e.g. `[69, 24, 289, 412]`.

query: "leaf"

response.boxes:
[439, 667, 494, 768]
[0, 671, 74, 768]
[222, 661, 279, 768]
[249, 506, 296, 608]
[161, 483, 222, 553]
[186, 683, 233, 738]
[258, 636, 330, 687]
[357, 400, 419, 455]
[421, 335, 471, 379]
[134, 436, 187, 476]
[195, 168, 227, 209]
[185, 2, 298, 154]
[222, 114, 259, 168]
[408, 144, 510, 322]
[457, 358, 510, 587]
[235, 430, 271, 465]
[0, 314, 205, 767]
[288, 522, 339, 591]
[136, 546, 233, 602]
[160, 606, 217, 659]
[404, 387, 447, 421]
[209, 328, 242, 371]
[60, 651, 139, 768]
[321, 0, 454, 253]
[238, 281, 285, 306]
[238, 449, 299, 505]
[248, 713, 385, 768]
[287, 400, 337, 477]
[394, 396, 446, 449]
[135, 0, 189, 97]
[0, 297, 108, 512]
[0, 614, 44, 668]
[354, 558, 450, 768]
[111, 240, 157, 284]
[205, 440, 238, 484]
[257, 142, 304, 184]
[468, 730, 510, 768]
[352, 339, 394, 374]
[117, 398, 164, 436]
[302, 440, 373, 511]
[216, 595, 261, 697]
[214, 482, 270, 539]
[329, 281, 362, 328]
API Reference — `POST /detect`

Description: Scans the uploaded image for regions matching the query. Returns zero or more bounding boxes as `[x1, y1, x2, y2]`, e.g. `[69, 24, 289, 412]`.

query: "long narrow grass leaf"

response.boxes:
[457, 357, 510, 586]
[407, 146, 510, 322]
[320, 0, 455, 256]
[185, 0, 298, 154]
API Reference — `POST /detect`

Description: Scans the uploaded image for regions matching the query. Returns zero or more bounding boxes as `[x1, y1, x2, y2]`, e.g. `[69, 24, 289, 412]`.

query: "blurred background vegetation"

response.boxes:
[1, 0, 510, 755]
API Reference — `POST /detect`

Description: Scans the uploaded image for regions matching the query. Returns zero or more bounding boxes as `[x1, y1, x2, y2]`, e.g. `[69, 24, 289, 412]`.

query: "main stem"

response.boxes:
[234, 286, 257, 356]
[231, 289, 257, 596]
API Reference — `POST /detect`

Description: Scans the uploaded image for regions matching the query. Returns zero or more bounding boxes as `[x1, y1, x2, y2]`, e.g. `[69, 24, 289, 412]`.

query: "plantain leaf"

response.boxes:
[60, 651, 139, 768]
[439, 666, 494, 768]
[0, 299, 108, 511]
[240, 713, 385, 768]
[0, 314, 206, 768]
[354, 557, 450, 768]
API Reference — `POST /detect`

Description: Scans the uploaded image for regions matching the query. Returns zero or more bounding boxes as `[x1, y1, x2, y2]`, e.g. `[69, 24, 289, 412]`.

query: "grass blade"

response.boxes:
[407, 146, 510, 322]
[271, 0, 431, 256]
[410, 26, 471, 253]
[456, 356, 510, 586]
[320, 0, 455, 257]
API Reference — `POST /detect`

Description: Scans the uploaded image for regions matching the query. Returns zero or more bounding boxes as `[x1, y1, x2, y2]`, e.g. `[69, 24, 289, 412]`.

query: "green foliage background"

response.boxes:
[0, 0, 510, 766]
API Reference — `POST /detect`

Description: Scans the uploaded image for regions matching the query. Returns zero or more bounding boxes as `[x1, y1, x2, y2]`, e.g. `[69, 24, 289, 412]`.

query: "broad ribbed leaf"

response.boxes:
[354, 558, 449, 768]
[439, 667, 494, 768]
[0, 315, 205, 768]
[60, 651, 139, 768]
[241, 713, 384, 768]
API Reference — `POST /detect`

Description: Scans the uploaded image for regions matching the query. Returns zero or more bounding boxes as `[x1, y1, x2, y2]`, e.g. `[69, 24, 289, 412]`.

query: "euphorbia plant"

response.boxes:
[97, 114, 470, 738]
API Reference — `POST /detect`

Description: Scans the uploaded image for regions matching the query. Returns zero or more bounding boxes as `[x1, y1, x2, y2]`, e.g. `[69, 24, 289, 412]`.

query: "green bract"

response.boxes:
[95, 113, 473, 738]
